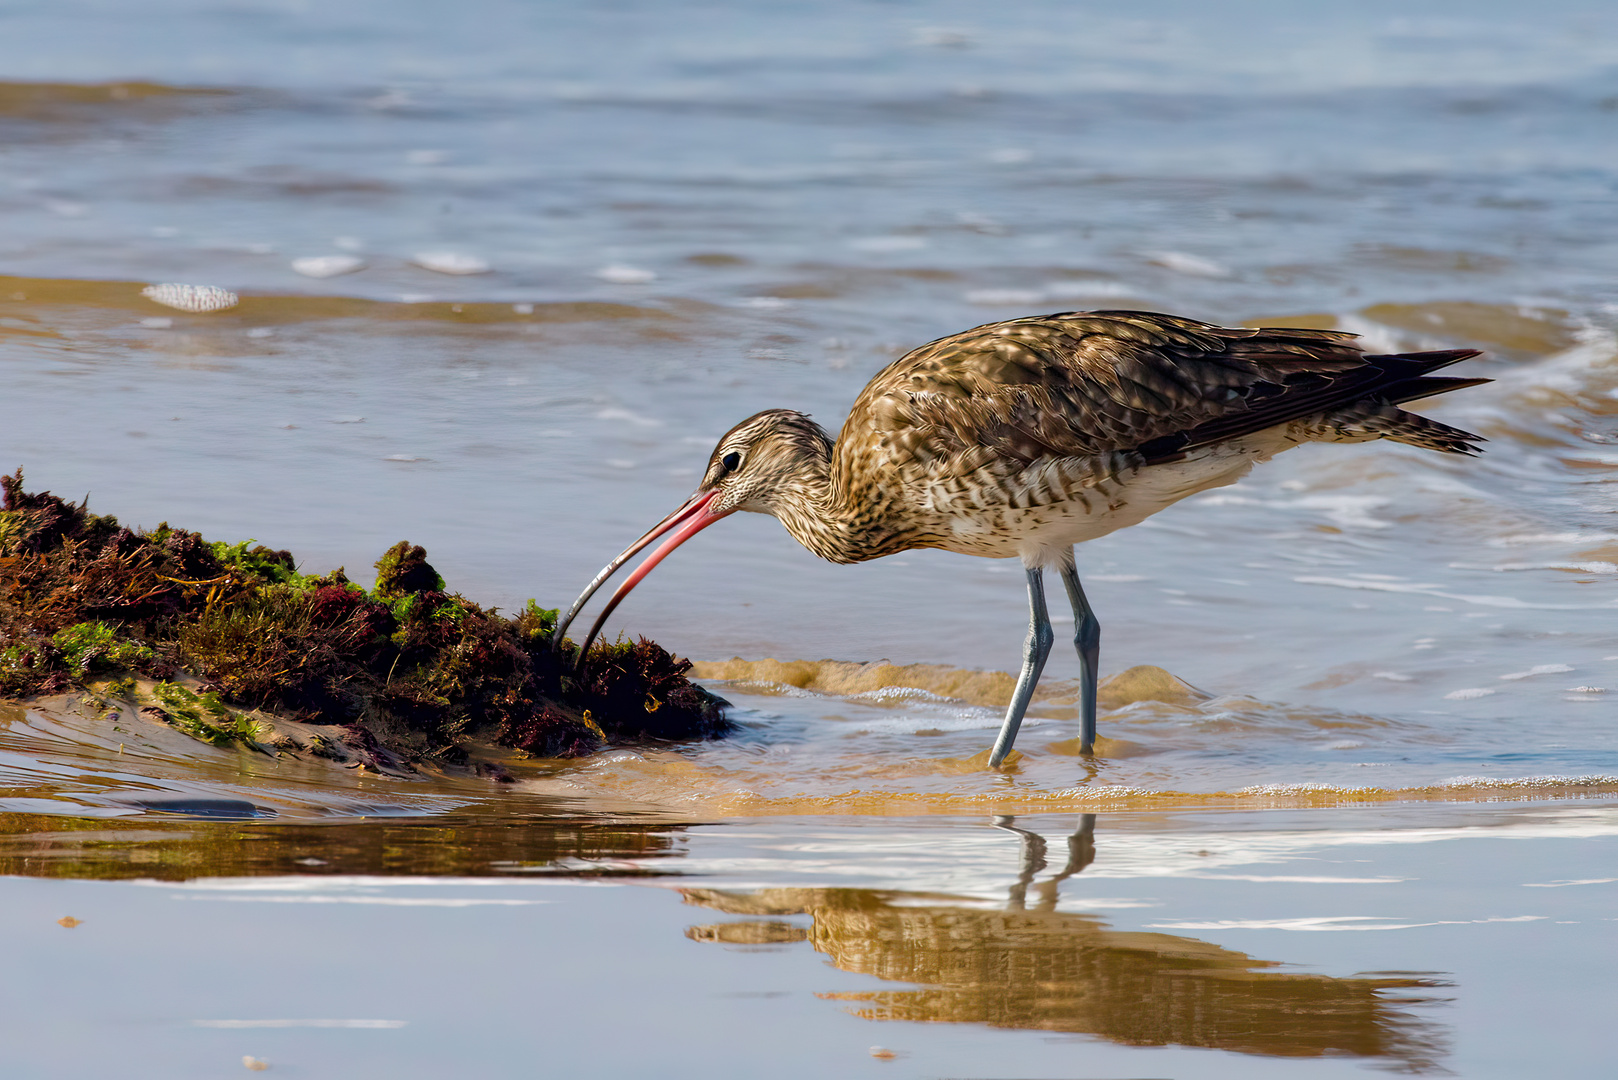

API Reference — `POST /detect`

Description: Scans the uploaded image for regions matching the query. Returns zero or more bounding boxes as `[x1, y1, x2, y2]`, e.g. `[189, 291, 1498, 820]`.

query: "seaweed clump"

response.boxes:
[0, 470, 729, 763]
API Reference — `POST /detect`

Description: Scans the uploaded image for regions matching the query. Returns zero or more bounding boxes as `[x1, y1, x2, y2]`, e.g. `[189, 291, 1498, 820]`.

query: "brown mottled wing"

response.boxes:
[847, 310, 1371, 467]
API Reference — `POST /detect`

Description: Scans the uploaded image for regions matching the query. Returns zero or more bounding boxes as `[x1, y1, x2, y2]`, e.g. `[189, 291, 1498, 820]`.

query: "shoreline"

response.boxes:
[6, 680, 1617, 822]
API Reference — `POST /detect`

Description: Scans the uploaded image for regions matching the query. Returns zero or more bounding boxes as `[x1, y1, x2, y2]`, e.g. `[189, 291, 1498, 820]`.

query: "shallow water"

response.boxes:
[3, 4, 1618, 1076]
[2, 0, 1616, 803]
[5, 803, 1616, 1078]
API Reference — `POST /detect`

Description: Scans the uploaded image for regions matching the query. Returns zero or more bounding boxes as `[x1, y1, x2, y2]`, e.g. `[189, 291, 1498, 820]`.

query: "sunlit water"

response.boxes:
[5, 4, 1618, 1076]
[4, 0, 1616, 812]
[4, 803, 1616, 1078]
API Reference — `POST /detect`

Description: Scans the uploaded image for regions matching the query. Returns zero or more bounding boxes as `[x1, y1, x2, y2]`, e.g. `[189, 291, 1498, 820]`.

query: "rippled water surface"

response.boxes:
[3, 3, 1618, 1076]
[4, 0, 1616, 807]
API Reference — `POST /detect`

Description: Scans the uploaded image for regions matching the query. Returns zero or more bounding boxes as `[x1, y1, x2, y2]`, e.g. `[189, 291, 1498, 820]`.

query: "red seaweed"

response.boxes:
[0, 469, 729, 763]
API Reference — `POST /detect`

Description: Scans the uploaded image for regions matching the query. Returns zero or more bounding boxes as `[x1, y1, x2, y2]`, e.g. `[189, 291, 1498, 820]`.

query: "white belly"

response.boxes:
[929, 433, 1292, 567]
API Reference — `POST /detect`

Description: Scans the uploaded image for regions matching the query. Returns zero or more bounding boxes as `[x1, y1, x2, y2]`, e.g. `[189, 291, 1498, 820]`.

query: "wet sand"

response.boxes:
[8, 692, 1613, 1078]
[5, 802, 1614, 1079]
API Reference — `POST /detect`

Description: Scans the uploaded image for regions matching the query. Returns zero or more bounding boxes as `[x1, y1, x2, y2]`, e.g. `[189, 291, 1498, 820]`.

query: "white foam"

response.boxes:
[1290, 494, 1393, 529]
[141, 283, 239, 313]
[1147, 251, 1230, 278]
[1235, 783, 1376, 796]
[1041, 279, 1136, 299]
[1499, 663, 1574, 681]
[1490, 531, 1618, 547]
[965, 288, 1044, 306]
[594, 406, 662, 427]
[840, 708, 1010, 735]
[413, 251, 490, 275]
[596, 264, 657, 283]
[1334, 313, 1407, 355]
[1435, 775, 1618, 789]
[1443, 687, 1495, 700]
[291, 255, 365, 278]
[1295, 575, 1618, 610]
[849, 686, 956, 705]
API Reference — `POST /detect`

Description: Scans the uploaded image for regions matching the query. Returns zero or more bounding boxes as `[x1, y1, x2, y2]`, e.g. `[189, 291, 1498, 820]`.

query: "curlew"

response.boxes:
[555, 310, 1486, 766]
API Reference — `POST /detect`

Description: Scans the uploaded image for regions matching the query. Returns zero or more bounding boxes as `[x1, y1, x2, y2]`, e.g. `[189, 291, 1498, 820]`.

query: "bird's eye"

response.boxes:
[721, 451, 741, 473]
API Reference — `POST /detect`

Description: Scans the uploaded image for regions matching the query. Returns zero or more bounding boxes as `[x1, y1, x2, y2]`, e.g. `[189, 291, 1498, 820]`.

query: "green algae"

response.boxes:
[50, 622, 155, 676]
[147, 680, 267, 748]
[373, 541, 446, 598]
[0, 469, 729, 766]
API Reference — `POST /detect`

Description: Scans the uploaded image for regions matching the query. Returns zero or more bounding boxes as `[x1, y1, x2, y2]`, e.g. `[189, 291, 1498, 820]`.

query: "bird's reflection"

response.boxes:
[684, 815, 1450, 1072]
[993, 812, 1096, 910]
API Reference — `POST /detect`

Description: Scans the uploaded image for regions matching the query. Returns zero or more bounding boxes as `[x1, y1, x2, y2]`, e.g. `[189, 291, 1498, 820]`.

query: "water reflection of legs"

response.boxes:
[681, 810, 1449, 1072]
[992, 814, 1096, 912]
[1034, 813, 1096, 912]
[990, 815, 1046, 910]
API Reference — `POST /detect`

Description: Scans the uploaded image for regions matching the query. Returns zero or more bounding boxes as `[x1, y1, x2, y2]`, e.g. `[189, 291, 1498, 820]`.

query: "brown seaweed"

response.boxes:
[0, 469, 729, 765]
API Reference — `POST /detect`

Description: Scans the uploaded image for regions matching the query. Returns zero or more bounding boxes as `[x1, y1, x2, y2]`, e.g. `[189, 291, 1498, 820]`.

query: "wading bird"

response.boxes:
[555, 310, 1485, 767]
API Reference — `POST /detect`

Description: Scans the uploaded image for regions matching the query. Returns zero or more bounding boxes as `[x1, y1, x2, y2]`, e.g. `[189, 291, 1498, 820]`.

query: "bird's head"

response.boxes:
[553, 409, 832, 660]
[697, 408, 833, 516]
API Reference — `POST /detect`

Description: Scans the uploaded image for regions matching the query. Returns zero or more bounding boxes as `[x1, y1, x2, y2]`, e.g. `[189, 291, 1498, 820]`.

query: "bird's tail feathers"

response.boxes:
[1361, 405, 1485, 455]
[1364, 349, 1489, 454]
[1363, 347, 1481, 371]
[1380, 374, 1492, 406]
[1141, 346, 1489, 463]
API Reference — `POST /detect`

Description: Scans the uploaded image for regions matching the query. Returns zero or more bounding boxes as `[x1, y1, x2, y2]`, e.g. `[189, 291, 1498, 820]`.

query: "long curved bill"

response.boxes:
[553, 488, 733, 664]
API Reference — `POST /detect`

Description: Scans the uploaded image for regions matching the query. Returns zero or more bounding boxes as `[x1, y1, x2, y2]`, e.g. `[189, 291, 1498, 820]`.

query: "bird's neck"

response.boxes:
[763, 423, 915, 565]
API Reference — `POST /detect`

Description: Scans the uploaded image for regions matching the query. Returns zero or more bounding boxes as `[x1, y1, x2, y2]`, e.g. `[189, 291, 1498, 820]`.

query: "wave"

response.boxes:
[0, 274, 674, 329]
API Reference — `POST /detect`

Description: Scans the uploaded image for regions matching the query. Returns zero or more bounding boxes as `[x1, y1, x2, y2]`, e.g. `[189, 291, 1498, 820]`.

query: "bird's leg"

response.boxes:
[988, 567, 1054, 769]
[1058, 551, 1101, 754]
